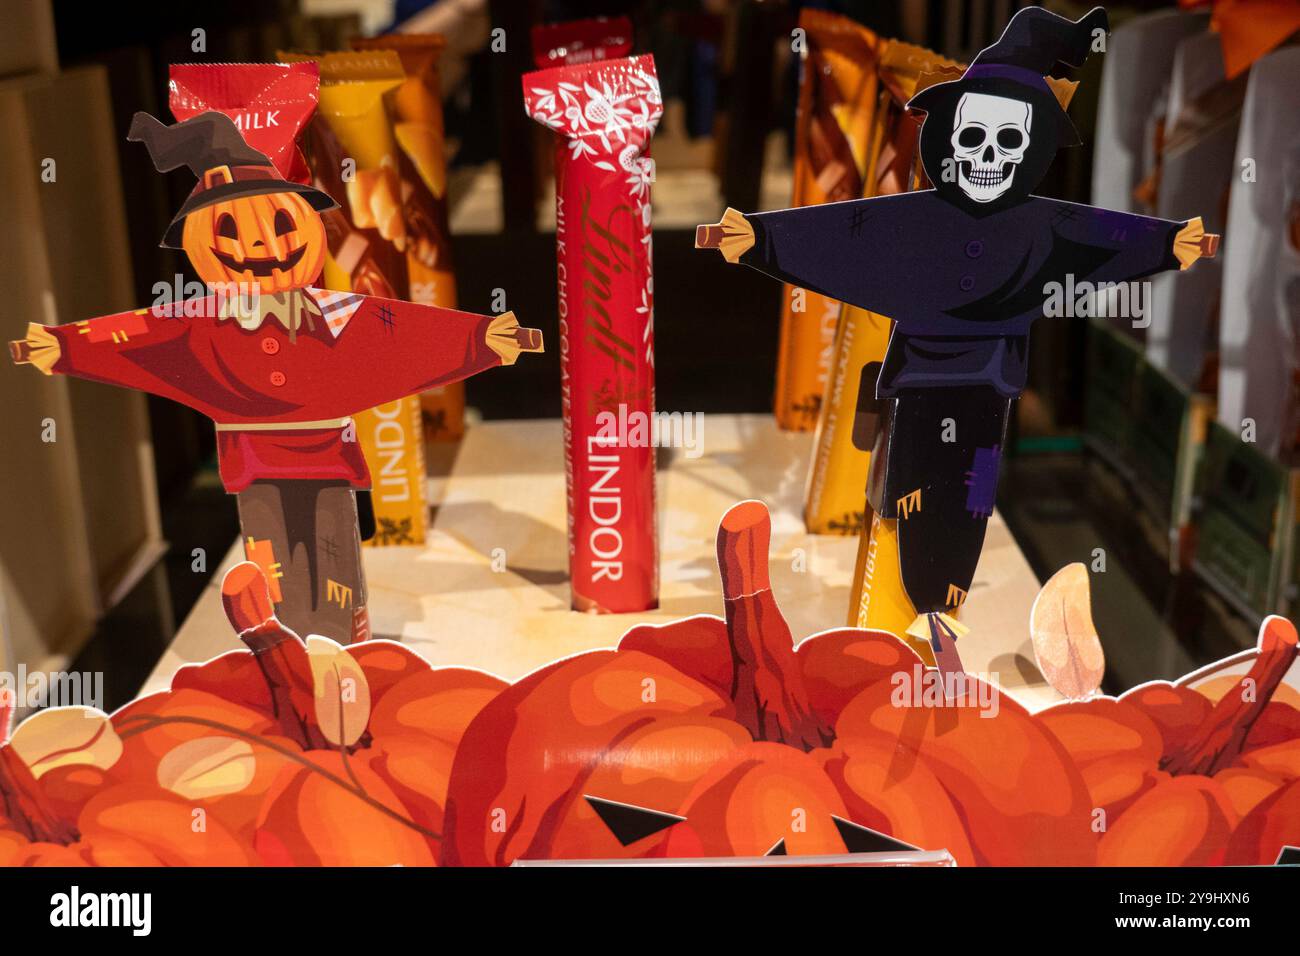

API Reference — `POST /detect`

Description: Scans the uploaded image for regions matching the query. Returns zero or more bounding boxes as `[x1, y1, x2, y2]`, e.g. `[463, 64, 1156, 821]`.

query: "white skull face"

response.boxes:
[950, 92, 1032, 203]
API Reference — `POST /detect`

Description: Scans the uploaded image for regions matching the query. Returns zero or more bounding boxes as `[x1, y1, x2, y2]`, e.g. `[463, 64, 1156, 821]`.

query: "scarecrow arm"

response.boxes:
[1045, 200, 1217, 284]
[9, 305, 198, 403]
[332, 296, 544, 408]
[697, 197, 910, 316]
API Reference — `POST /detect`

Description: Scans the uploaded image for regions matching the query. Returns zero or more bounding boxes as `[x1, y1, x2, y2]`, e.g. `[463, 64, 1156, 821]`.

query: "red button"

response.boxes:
[261, 337, 280, 355]
[269, 371, 287, 387]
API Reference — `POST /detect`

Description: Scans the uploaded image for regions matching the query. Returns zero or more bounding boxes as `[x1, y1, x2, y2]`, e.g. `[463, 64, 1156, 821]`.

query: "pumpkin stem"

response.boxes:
[1163, 616, 1298, 776]
[0, 746, 79, 846]
[221, 562, 330, 751]
[716, 501, 832, 751]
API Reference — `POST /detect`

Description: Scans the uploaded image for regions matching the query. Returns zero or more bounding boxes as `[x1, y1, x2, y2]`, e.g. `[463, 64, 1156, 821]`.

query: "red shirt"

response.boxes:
[49, 288, 508, 491]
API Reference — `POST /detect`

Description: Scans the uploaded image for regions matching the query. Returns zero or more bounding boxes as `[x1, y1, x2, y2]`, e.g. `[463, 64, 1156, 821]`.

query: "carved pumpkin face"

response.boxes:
[182, 183, 326, 295]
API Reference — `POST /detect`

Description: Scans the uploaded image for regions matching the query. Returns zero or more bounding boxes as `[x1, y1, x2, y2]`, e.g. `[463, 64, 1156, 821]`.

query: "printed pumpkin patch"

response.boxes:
[442, 500, 1060, 865]
[441, 500, 1300, 866]
[1, 503, 1297, 867]
[0, 562, 503, 866]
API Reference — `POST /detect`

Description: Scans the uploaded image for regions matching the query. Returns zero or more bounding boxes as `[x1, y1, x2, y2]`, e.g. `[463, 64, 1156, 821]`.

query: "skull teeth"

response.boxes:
[959, 162, 1012, 188]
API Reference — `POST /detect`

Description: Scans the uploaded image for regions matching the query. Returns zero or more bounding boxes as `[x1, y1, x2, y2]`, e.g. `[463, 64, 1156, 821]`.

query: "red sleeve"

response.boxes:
[50, 302, 208, 408]
[325, 294, 537, 407]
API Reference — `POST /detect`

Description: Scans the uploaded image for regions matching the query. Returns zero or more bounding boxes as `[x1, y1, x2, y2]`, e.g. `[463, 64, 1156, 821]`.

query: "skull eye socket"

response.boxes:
[957, 126, 985, 149]
[273, 209, 295, 236]
[996, 128, 1024, 150]
[216, 213, 238, 240]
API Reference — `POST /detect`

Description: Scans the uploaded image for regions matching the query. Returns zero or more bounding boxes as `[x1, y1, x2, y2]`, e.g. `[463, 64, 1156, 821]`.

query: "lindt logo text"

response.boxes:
[580, 186, 637, 371]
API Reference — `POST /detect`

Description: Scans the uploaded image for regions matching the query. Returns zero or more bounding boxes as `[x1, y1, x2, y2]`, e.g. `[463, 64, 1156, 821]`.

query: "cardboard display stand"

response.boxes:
[3, 426, 1297, 866]
[2, 4, 1298, 874]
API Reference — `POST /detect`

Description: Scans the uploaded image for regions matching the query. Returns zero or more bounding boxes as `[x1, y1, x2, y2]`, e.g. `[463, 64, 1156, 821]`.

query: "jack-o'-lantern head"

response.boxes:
[128, 109, 338, 293]
[181, 174, 329, 294]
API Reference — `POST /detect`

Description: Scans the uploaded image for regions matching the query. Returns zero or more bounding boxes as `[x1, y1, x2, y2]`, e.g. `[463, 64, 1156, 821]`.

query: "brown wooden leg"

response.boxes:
[236, 480, 367, 644]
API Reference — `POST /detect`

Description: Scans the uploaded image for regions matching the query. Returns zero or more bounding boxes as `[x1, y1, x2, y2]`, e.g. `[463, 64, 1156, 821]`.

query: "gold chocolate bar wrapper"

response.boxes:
[842, 49, 968, 637]
[355, 396, 428, 546]
[774, 10, 881, 432]
[853, 513, 933, 664]
[353, 34, 465, 441]
[281, 48, 428, 545]
[803, 307, 891, 535]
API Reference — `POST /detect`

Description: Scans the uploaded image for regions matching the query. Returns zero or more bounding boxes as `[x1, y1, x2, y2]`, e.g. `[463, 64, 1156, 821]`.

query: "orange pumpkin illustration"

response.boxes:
[0, 562, 503, 866]
[181, 172, 328, 294]
[3, 505, 1298, 867]
[441, 501, 1096, 865]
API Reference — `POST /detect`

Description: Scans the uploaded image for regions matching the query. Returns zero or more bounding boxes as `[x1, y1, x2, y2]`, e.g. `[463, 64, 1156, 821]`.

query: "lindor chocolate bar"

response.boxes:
[524, 55, 662, 613]
[805, 41, 963, 538]
[280, 48, 428, 546]
[353, 33, 466, 442]
[773, 11, 881, 432]
[531, 16, 633, 68]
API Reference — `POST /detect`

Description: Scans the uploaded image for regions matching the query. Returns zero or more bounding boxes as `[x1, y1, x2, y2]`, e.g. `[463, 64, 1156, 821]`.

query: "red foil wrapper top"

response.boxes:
[524, 54, 662, 613]
[169, 61, 319, 184]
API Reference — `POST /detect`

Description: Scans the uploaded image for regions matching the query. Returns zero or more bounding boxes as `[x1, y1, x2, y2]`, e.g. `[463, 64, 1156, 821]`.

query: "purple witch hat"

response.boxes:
[908, 5, 1109, 149]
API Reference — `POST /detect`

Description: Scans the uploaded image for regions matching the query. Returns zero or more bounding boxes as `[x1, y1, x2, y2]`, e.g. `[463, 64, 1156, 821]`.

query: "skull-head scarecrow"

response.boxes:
[10, 110, 543, 644]
[697, 6, 1217, 667]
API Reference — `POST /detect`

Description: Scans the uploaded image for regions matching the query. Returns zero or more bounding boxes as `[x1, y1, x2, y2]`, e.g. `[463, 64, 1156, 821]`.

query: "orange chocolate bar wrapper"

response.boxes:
[353, 33, 466, 442]
[806, 42, 964, 538]
[282, 48, 428, 546]
[773, 11, 881, 432]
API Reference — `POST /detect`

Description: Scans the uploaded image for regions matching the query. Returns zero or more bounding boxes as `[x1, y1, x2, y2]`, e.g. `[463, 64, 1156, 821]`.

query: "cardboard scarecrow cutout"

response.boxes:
[697, 6, 1218, 665]
[9, 110, 543, 644]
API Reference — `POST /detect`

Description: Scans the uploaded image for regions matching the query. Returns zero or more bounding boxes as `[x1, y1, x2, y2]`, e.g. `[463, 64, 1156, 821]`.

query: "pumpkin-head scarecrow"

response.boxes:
[696, 5, 1218, 671]
[10, 110, 543, 644]
[131, 110, 334, 295]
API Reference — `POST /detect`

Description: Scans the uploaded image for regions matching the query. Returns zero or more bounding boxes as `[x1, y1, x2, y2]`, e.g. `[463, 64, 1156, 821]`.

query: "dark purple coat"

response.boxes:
[741, 191, 1183, 397]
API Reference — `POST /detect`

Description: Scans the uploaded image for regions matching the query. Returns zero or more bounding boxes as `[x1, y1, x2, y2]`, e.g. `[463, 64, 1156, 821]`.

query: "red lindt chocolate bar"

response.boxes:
[531, 16, 633, 68]
[169, 62, 319, 184]
[524, 55, 662, 613]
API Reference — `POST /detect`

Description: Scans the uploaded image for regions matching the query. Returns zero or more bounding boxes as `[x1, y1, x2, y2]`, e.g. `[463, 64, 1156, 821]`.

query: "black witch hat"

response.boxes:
[128, 110, 338, 249]
[908, 5, 1109, 149]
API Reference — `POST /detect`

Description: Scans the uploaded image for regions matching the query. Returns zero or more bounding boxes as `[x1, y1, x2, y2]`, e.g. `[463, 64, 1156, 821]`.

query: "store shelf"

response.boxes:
[141, 414, 1061, 712]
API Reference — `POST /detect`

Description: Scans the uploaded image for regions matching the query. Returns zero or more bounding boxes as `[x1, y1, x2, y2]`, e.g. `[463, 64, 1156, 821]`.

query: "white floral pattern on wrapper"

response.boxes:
[525, 55, 662, 364]
[524, 55, 663, 198]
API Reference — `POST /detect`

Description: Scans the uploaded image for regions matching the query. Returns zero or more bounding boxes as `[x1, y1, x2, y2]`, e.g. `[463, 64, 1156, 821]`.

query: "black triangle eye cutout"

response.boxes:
[832, 815, 923, 853]
[765, 838, 787, 857]
[585, 795, 685, 847]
